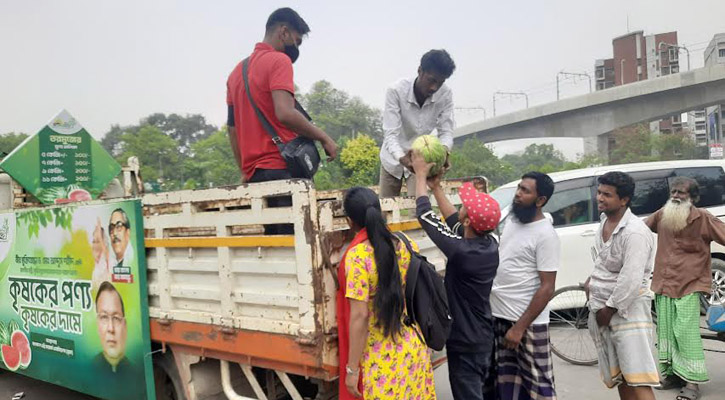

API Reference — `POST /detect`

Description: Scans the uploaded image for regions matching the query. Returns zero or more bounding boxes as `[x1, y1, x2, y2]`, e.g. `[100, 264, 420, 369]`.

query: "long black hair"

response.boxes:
[343, 187, 404, 339]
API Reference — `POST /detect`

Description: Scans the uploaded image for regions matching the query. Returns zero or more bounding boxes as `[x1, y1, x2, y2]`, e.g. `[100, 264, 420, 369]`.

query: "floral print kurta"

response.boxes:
[345, 238, 437, 400]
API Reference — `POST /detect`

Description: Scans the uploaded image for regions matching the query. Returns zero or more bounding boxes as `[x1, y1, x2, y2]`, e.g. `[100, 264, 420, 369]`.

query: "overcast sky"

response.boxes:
[1, 0, 723, 159]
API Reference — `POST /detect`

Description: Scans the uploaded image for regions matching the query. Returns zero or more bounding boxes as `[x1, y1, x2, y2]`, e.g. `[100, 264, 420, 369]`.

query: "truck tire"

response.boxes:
[153, 350, 187, 400]
[701, 258, 725, 313]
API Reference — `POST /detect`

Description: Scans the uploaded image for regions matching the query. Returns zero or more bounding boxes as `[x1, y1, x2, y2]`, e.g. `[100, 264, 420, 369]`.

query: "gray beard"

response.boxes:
[660, 199, 692, 233]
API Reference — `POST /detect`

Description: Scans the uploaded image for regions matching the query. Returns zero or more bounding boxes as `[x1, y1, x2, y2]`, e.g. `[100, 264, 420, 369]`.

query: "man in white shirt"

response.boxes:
[585, 171, 658, 400]
[379, 49, 455, 197]
[485, 171, 559, 400]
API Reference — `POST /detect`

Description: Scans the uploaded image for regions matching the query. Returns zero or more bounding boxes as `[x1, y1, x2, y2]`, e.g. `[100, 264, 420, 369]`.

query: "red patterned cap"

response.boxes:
[458, 182, 501, 233]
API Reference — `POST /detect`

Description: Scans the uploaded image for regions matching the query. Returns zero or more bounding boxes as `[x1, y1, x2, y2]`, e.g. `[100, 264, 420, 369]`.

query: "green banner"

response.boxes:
[0, 200, 155, 400]
[0, 109, 121, 204]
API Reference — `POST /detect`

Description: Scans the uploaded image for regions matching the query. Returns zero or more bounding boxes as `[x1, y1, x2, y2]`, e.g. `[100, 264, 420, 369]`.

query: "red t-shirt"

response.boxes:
[227, 43, 297, 180]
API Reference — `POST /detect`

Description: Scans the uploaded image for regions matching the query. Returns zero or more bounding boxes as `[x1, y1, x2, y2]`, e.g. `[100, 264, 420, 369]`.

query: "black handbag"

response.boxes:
[242, 58, 321, 179]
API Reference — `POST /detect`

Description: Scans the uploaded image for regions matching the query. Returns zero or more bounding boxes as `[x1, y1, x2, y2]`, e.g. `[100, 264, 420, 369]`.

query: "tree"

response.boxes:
[299, 81, 383, 143]
[118, 125, 182, 190]
[447, 138, 515, 186]
[188, 128, 241, 187]
[340, 134, 380, 187]
[101, 113, 217, 157]
[0, 132, 29, 156]
[502, 143, 568, 178]
[654, 130, 699, 161]
[608, 124, 657, 164]
[143, 113, 216, 154]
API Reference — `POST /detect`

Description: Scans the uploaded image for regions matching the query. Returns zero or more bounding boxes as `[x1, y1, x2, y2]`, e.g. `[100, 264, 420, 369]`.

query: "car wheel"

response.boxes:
[701, 258, 725, 313]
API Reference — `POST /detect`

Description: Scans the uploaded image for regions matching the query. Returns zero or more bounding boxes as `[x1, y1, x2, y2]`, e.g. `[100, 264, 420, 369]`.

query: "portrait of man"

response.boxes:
[108, 208, 132, 267]
[92, 281, 131, 374]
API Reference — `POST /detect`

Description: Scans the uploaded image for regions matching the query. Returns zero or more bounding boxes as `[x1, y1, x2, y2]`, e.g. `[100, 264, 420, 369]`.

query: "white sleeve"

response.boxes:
[536, 230, 560, 272]
[382, 87, 406, 161]
[436, 89, 454, 150]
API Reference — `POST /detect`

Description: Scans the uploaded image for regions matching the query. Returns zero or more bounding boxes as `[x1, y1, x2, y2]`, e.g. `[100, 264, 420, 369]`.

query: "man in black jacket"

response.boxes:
[412, 151, 501, 400]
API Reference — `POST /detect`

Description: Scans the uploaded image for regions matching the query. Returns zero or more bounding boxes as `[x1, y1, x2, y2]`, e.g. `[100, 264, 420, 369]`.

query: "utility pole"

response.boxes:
[556, 71, 593, 100]
[493, 91, 529, 116]
[658, 42, 690, 74]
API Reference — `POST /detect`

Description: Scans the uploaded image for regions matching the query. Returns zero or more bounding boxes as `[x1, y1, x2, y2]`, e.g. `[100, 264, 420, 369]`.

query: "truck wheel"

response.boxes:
[153, 350, 187, 400]
[701, 258, 725, 313]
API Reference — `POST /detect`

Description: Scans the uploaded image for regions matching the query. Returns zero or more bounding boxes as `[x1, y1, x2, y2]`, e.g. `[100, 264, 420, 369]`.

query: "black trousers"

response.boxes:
[248, 169, 294, 235]
[448, 349, 492, 400]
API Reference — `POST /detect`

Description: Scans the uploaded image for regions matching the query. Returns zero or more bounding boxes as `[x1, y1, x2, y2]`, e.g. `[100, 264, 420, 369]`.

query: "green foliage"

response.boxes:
[0, 132, 29, 157]
[119, 125, 182, 190]
[609, 124, 657, 164]
[299, 81, 383, 143]
[447, 138, 516, 186]
[17, 207, 73, 238]
[188, 128, 241, 187]
[340, 134, 380, 187]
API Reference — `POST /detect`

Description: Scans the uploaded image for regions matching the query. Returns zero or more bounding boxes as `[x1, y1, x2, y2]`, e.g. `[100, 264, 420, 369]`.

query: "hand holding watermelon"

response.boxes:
[410, 135, 449, 177]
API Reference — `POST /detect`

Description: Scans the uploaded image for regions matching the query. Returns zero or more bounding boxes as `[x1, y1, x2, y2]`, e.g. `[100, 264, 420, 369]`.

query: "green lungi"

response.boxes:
[655, 293, 709, 383]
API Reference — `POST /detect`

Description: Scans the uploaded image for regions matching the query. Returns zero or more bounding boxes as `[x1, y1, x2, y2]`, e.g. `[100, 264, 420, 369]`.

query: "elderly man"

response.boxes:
[646, 177, 725, 400]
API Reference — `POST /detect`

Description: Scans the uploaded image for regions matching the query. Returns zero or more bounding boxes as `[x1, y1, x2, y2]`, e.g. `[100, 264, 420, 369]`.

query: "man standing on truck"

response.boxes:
[485, 172, 559, 400]
[585, 172, 658, 400]
[645, 177, 725, 400]
[379, 49, 456, 197]
[226, 7, 337, 234]
[411, 151, 500, 400]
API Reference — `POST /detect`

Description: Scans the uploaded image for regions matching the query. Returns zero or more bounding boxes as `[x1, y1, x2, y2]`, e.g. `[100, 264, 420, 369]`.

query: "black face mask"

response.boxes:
[283, 44, 299, 64]
[512, 201, 538, 224]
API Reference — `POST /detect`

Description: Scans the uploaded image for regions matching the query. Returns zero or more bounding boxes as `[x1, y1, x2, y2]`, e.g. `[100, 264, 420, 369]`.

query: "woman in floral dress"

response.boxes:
[341, 187, 436, 399]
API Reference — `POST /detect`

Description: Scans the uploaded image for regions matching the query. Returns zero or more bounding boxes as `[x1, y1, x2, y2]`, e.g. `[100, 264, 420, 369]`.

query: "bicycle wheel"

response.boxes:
[548, 286, 598, 366]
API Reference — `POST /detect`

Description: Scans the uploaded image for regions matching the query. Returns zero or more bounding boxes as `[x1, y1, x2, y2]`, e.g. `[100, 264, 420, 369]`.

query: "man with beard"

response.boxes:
[485, 171, 559, 400]
[585, 172, 658, 400]
[645, 177, 725, 400]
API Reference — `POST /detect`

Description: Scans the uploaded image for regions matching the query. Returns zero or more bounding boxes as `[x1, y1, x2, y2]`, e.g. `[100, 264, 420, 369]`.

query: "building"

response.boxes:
[704, 33, 725, 157]
[587, 31, 684, 157]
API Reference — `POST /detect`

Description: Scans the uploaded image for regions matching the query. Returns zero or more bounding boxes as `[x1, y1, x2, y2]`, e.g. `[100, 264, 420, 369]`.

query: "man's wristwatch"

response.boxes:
[345, 364, 358, 375]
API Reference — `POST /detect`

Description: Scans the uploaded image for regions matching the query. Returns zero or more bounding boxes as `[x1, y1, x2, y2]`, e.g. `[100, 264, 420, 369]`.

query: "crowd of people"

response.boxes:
[225, 7, 725, 400]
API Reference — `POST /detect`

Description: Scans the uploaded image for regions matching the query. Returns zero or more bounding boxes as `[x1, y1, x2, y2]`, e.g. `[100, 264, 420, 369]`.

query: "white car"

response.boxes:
[490, 160, 725, 307]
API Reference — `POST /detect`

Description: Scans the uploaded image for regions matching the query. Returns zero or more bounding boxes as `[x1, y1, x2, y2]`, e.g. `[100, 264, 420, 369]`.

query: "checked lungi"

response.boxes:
[484, 317, 556, 400]
[655, 293, 709, 383]
[588, 297, 659, 388]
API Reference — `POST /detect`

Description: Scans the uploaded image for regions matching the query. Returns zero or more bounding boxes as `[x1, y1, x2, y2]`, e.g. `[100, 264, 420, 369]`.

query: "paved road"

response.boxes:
[3, 337, 725, 400]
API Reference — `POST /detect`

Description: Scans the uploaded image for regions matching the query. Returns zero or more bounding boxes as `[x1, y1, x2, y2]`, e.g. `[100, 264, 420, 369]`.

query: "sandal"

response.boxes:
[656, 375, 685, 390]
[676, 387, 700, 400]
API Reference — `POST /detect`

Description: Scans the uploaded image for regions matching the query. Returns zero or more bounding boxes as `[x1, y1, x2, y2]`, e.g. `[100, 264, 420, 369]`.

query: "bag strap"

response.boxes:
[242, 58, 313, 149]
[242, 58, 285, 152]
[395, 232, 420, 324]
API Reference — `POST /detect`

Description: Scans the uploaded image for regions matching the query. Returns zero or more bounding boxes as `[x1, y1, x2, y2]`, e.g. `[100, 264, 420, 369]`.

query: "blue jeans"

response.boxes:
[448, 350, 492, 400]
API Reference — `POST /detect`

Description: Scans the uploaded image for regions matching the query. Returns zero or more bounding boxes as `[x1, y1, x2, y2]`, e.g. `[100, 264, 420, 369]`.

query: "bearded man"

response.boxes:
[645, 177, 725, 400]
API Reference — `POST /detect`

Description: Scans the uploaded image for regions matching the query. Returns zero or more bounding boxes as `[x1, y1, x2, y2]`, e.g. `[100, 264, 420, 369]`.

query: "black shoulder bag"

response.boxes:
[242, 58, 321, 179]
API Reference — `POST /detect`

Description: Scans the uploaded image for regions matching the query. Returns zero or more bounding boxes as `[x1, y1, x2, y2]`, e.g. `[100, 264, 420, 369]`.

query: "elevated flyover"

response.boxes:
[454, 65, 725, 144]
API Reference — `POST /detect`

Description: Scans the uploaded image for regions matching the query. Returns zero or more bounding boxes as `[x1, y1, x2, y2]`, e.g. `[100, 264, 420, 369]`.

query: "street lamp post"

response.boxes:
[556, 71, 593, 100]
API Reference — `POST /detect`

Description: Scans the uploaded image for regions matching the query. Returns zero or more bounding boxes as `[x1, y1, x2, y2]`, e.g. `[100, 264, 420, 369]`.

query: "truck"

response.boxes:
[0, 164, 461, 400]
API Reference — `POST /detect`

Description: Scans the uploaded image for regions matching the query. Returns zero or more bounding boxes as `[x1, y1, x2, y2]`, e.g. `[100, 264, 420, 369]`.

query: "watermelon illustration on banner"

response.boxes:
[0, 110, 121, 204]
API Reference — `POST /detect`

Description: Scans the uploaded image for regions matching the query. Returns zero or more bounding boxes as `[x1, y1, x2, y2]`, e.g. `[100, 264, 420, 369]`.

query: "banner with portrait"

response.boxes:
[0, 199, 154, 400]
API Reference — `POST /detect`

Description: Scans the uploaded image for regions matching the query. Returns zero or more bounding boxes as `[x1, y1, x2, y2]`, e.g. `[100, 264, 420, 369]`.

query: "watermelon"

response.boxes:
[1, 344, 20, 371]
[411, 135, 448, 177]
[11, 331, 31, 368]
[68, 188, 91, 202]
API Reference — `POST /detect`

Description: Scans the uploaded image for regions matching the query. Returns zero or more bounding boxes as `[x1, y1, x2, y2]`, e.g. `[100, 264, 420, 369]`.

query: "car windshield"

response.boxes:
[490, 186, 515, 209]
